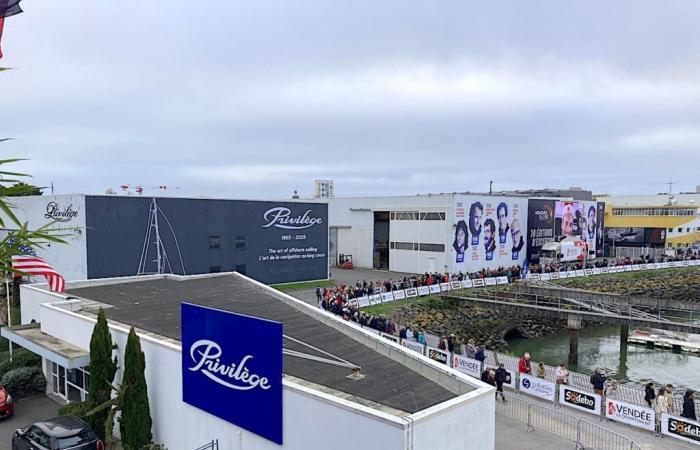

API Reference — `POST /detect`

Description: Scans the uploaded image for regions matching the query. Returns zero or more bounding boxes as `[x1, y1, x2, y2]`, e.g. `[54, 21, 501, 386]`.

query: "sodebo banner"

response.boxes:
[605, 398, 655, 432]
[181, 303, 283, 445]
[558, 385, 601, 415]
[661, 413, 700, 445]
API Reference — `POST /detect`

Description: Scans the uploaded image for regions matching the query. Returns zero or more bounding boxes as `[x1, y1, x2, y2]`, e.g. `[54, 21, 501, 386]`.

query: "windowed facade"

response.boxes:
[51, 362, 89, 403]
[612, 207, 697, 216]
[390, 211, 446, 220]
[389, 242, 445, 252]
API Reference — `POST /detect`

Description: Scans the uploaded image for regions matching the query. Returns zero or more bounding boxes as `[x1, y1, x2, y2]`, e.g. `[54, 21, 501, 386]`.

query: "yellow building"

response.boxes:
[596, 192, 700, 253]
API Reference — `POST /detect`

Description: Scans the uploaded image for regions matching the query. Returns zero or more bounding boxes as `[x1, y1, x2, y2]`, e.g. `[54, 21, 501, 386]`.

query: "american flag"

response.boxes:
[11, 255, 65, 293]
[0, 0, 22, 59]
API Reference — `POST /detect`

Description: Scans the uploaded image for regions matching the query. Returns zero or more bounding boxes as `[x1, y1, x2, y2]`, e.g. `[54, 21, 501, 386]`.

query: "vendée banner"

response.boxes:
[452, 354, 482, 378]
[181, 303, 283, 445]
[605, 398, 656, 432]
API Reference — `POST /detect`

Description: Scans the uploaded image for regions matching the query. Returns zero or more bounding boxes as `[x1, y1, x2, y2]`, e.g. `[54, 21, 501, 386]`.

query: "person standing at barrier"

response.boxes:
[655, 387, 669, 434]
[644, 382, 656, 408]
[665, 384, 675, 414]
[495, 363, 508, 402]
[518, 352, 532, 375]
[590, 368, 606, 396]
[555, 363, 570, 385]
[536, 362, 546, 378]
[438, 336, 447, 351]
[466, 339, 476, 359]
[474, 345, 486, 365]
[417, 329, 426, 345]
[683, 390, 697, 421]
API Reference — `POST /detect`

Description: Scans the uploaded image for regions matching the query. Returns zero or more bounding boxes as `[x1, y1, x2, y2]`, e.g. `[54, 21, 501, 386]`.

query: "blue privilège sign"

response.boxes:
[181, 303, 283, 445]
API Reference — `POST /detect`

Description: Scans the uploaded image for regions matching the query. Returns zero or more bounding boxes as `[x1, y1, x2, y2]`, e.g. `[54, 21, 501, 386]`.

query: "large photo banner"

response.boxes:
[553, 200, 602, 258]
[526, 199, 556, 262]
[452, 195, 528, 272]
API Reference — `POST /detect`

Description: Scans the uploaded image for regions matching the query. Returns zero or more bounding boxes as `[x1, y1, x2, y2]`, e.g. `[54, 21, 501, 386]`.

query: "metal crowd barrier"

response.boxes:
[496, 393, 642, 450]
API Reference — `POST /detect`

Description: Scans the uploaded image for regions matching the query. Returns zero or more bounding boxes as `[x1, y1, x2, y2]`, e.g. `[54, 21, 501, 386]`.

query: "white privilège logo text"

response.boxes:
[262, 207, 323, 229]
[189, 340, 271, 391]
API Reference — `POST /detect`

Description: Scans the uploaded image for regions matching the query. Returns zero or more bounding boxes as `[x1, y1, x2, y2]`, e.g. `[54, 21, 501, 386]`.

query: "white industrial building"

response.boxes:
[329, 194, 532, 275]
[3, 272, 495, 450]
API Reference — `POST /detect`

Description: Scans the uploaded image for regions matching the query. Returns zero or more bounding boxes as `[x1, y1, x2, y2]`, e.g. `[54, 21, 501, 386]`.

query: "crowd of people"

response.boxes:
[644, 382, 697, 425]
[528, 253, 698, 275]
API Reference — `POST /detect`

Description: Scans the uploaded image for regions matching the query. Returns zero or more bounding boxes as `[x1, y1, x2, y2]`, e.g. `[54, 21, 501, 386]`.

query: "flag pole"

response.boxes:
[5, 274, 12, 363]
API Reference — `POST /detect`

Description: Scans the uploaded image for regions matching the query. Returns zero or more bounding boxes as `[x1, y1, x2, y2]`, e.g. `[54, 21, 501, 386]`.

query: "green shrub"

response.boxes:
[58, 401, 94, 421]
[0, 366, 46, 399]
[0, 348, 41, 378]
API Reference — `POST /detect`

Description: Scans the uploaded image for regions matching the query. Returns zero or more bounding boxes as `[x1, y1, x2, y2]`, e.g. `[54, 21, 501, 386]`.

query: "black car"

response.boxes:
[12, 416, 103, 450]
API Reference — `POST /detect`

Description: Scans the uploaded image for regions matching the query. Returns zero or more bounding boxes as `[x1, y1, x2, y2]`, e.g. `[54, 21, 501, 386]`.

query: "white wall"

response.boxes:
[389, 216, 450, 274]
[38, 302, 407, 450]
[0, 194, 87, 281]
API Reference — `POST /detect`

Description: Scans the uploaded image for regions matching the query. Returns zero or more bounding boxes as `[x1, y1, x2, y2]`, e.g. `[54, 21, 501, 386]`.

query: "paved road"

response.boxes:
[0, 396, 60, 450]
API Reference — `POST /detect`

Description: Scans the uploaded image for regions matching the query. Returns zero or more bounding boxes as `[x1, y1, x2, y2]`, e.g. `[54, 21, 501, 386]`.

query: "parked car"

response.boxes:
[0, 385, 14, 419]
[12, 416, 103, 450]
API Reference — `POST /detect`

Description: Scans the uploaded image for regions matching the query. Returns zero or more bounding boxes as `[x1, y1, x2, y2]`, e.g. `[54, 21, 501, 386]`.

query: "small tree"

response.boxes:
[120, 327, 152, 450]
[87, 309, 117, 440]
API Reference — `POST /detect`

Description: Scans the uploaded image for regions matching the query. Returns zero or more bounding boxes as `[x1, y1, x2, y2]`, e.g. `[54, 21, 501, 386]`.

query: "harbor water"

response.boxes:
[506, 324, 700, 394]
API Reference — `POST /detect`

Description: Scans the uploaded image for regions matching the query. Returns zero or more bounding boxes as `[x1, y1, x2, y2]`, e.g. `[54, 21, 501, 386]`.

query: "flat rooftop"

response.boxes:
[67, 274, 460, 414]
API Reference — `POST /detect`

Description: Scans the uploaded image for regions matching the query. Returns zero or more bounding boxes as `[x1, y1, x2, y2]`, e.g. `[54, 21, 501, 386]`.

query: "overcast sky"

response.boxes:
[2, 1, 699, 199]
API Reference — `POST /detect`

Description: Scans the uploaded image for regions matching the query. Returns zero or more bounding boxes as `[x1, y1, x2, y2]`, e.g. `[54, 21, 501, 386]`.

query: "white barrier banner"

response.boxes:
[640, 263, 648, 270]
[624, 265, 632, 272]
[575, 270, 585, 277]
[429, 284, 441, 294]
[496, 276, 509, 285]
[527, 273, 540, 281]
[549, 272, 560, 280]
[440, 282, 451, 292]
[401, 339, 425, 355]
[669, 261, 677, 268]
[461, 279, 474, 288]
[584, 269, 593, 276]
[364, 327, 381, 335]
[405, 288, 418, 298]
[600, 267, 609, 274]
[485, 277, 497, 286]
[566, 271, 577, 278]
[485, 366, 516, 389]
[540, 273, 551, 281]
[452, 354, 481, 378]
[381, 332, 399, 344]
[357, 296, 370, 308]
[519, 373, 556, 402]
[369, 294, 382, 305]
[661, 262, 669, 269]
[558, 385, 601, 415]
[426, 346, 449, 365]
[392, 290, 406, 300]
[632, 265, 641, 271]
[654, 262, 662, 269]
[592, 268, 602, 275]
[661, 413, 700, 445]
[473, 279, 485, 287]
[417, 286, 430, 296]
[605, 398, 655, 432]
[450, 281, 462, 290]
[381, 292, 395, 303]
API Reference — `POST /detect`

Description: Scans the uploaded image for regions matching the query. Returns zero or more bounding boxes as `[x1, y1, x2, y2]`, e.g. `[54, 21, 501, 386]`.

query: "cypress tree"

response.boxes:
[87, 308, 117, 441]
[120, 327, 153, 450]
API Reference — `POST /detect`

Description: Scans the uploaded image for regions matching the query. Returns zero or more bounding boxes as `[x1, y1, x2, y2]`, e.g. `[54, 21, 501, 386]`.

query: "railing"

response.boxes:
[193, 440, 219, 450]
[496, 393, 642, 450]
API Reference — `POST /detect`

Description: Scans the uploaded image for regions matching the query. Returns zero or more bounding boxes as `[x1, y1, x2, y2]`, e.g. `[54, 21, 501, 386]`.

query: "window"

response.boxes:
[56, 430, 98, 449]
[419, 212, 446, 220]
[419, 243, 445, 252]
[235, 235, 246, 250]
[612, 207, 697, 216]
[209, 266, 221, 273]
[668, 228, 673, 232]
[26, 426, 51, 448]
[393, 242, 415, 251]
[678, 228, 683, 233]
[687, 228, 691, 233]
[392, 211, 419, 220]
[208, 236, 221, 249]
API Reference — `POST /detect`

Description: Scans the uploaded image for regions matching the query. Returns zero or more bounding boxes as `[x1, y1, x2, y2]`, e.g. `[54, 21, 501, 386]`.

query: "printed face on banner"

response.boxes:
[553, 200, 600, 256]
[453, 196, 528, 272]
[181, 303, 283, 445]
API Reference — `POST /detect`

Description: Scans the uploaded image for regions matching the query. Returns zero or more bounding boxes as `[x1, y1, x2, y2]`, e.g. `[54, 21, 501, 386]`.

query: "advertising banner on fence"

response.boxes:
[558, 385, 601, 415]
[429, 284, 441, 294]
[661, 413, 700, 445]
[181, 303, 283, 444]
[381, 332, 399, 344]
[518, 373, 556, 402]
[405, 288, 418, 298]
[452, 354, 481, 378]
[461, 279, 474, 288]
[485, 366, 515, 389]
[426, 346, 449, 365]
[401, 339, 425, 355]
[453, 195, 528, 272]
[393, 290, 406, 300]
[417, 286, 430, 296]
[605, 398, 656, 432]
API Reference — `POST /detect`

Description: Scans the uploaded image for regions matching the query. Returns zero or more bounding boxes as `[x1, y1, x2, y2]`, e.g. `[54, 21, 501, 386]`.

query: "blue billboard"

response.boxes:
[181, 303, 283, 444]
